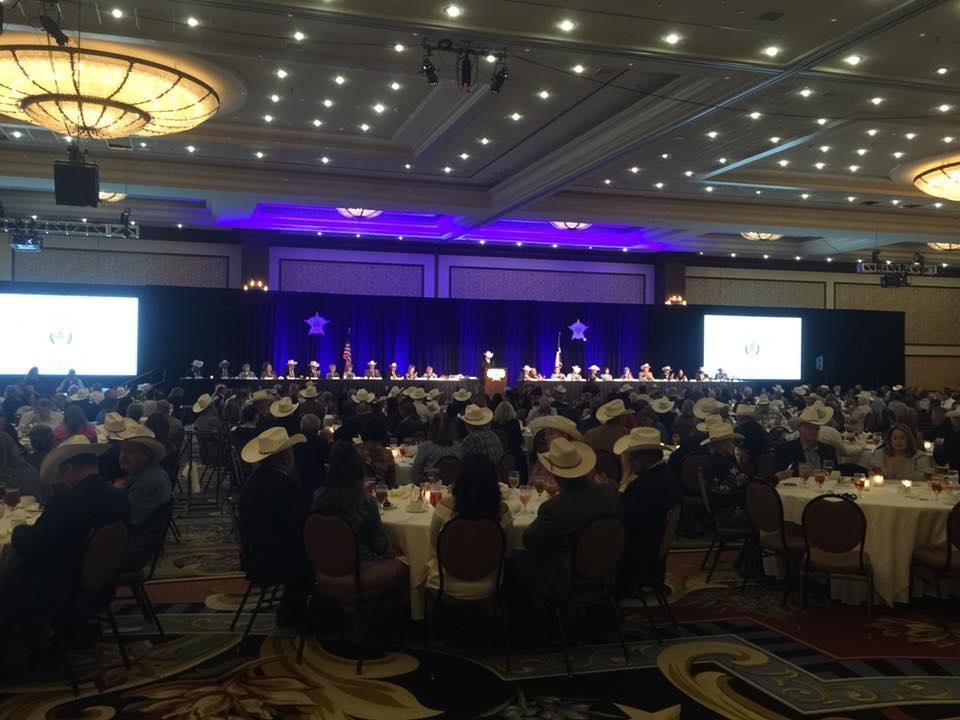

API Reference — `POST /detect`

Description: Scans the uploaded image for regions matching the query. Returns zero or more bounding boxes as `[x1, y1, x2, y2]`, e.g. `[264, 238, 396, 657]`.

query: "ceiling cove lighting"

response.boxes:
[550, 221, 592, 230]
[740, 231, 783, 241]
[336, 208, 383, 219]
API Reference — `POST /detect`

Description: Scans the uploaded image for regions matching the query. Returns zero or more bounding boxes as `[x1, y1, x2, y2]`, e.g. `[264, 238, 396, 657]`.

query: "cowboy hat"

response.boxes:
[459, 403, 494, 426]
[426, 388, 442, 401]
[757, 394, 771, 406]
[893, 384, 904, 392]
[408, 387, 427, 401]
[309, 360, 320, 368]
[596, 398, 635, 424]
[68, 388, 90, 401]
[218, 359, 230, 368]
[40, 436, 109, 484]
[798, 402, 833, 426]
[191, 360, 204, 368]
[538, 437, 597, 479]
[701, 424, 744, 446]
[351, 389, 378, 404]
[103, 412, 128, 438]
[588, 364, 600, 372]
[114, 423, 167, 458]
[270, 396, 299, 417]
[693, 397, 726, 419]
[484, 350, 494, 359]
[522, 365, 532, 372]
[772, 384, 784, 393]
[527, 415, 583, 440]
[650, 397, 675, 414]
[618, 384, 634, 394]
[696, 413, 728, 432]
[114, 387, 129, 399]
[453, 388, 471, 402]
[426, 400, 441, 415]
[192, 393, 215, 414]
[367, 360, 377, 366]
[661, 365, 672, 371]
[251, 389, 274, 403]
[388, 386, 402, 399]
[571, 365, 581, 374]
[389, 362, 397, 367]
[241, 426, 306, 464]
[299, 384, 319, 399]
[614, 427, 665, 455]
[735, 404, 756, 417]
[640, 363, 651, 370]
[286, 359, 298, 365]
[552, 385, 567, 395]
[793, 385, 808, 396]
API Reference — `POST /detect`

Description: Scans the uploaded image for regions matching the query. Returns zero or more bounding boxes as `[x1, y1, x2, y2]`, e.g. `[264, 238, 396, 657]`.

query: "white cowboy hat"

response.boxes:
[426, 400, 441, 415]
[408, 387, 427, 401]
[251, 389, 274, 403]
[388, 386, 402, 399]
[286, 359, 298, 365]
[241, 426, 306, 464]
[389, 362, 398, 367]
[693, 397, 726, 419]
[696, 413, 728, 433]
[552, 385, 567, 395]
[270, 396, 299, 417]
[484, 350, 494, 359]
[191, 360, 204, 368]
[368, 360, 377, 366]
[571, 365, 582, 374]
[527, 414, 583, 440]
[588, 364, 600, 372]
[351, 389, 378, 404]
[757, 394, 771, 406]
[68, 388, 90, 401]
[614, 427, 665, 455]
[596, 398, 634, 424]
[661, 365, 672, 371]
[650, 397, 675, 414]
[523, 365, 532, 372]
[299, 384, 319, 399]
[114, 387, 129, 399]
[618, 384, 634, 393]
[893, 384, 904, 392]
[459, 403, 494, 426]
[114, 423, 167, 458]
[218, 359, 230, 368]
[735, 404, 756, 417]
[640, 363, 651, 370]
[701, 424, 744, 446]
[793, 386, 808, 396]
[798, 402, 833, 426]
[192, 393, 215, 414]
[453, 388, 471, 402]
[424, 389, 440, 402]
[309, 360, 320, 368]
[40, 436, 110, 484]
[772, 384, 784, 393]
[538, 437, 596, 479]
[103, 412, 128, 439]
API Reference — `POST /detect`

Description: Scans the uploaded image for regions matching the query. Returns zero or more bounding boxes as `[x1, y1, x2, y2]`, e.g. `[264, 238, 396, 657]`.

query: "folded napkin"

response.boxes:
[389, 485, 413, 501]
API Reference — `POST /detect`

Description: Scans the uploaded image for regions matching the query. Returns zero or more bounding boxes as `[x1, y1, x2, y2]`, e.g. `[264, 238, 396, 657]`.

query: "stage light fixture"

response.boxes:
[490, 63, 509, 93]
[420, 55, 439, 85]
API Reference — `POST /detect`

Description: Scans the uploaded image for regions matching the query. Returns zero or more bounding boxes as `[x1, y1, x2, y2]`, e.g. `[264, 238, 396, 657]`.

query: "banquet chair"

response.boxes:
[297, 513, 407, 674]
[496, 452, 516, 484]
[679, 453, 708, 527]
[424, 517, 509, 679]
[117, 499, 174, 637]
[632, 503, 682, 644]
[546, 514, 629, 676]
[436, 456, 462, 486]
[594, 449, 622, 487]
[194, 428, 228, 509]
[742, 482, 805, 605]
[229, 504, 283, 645]
[698, 471, 752, 582]
[910, 500, 960, 630]
[766, 427, 790, 446]
[800, 494, 874, 623]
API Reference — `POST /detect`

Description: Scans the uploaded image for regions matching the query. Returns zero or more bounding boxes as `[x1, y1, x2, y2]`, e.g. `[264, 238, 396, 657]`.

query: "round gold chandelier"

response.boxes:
[98, 191, 126, 203]
[927, 242, 960, 251]
[740, 231, 783, 241]
[0, 43, 220, 139]
[913, 160, 960, 202]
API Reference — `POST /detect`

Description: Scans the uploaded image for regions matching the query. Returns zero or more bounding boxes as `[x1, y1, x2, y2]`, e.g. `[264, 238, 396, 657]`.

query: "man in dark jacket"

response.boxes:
[775, 404, 838, 477]
[734, 404, 768, 472]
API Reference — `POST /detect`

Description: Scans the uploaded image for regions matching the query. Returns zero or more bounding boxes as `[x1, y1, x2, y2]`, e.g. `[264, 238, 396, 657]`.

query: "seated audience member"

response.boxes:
[870, 423, 930, 480]
[294, 413, 329, 502]
[395, 402, 425, 442]
[459, 404, 504, 467]
[635, 408, 669, 444]
[95, 396, 118, 425]
[17, 397, 63, 437]
[733, 404, 767, 471]
[239, 363, 257, 379]
[671, 399, 699, 442]
[312, 442, 408, 591]
[411, 413, 462, 484]
[1, 437, 124, 614]
[426, 453, 512, 599]
[239, 427, 312, 625]
[53, 404, 98, 446]
[298, 384, 325, 417]
[157, 400, 184, 455]
[25, 424, 54, 472]
[422, 364, 439, 380]
[615, 427, 680, 591]
[847, 392, 873, 434]
[775, 403, 838, 477]
[357, 415, 397, 488]
[193, 394, 223, 434]
[700, 423, 750, 527]
[126, 402, 144, 423]
[144, 411, 179, 484]
[492, 400, 526, 481]
[0, 431, 41, 500]
[525, 395, 556, 423]
[584, 399, 633, 453]
[527, 416, 582, 487]
[117, 424, 173, 567]
[512, 438, 620, 600]
[270, 395, 302, 437]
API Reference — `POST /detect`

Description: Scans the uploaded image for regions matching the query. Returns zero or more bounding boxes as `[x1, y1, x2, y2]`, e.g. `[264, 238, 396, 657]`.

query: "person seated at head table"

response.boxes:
[421, 365, 439, 380]
[388, 362, 401, 380]
[364, 360, 381, 378]
[566, 365, 583, 381]
[284, 360, 299, 380]
[714, 368, 730, 380]
[695, 367, 708, 382]
[586, 365, 601, 381]
[238, 362, 257, 379]
[410, 413, 463, 485]
[621, 366, 637, 381]
[661, 366, 674, 381]
[549, 365, 566, 380]
[405, 364, 418, 381]
[261, 362, 277, 380]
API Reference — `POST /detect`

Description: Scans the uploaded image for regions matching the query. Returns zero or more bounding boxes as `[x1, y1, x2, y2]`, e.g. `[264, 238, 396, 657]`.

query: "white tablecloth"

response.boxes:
[778, 481, 955, 605]
[381, 486, 545, 619]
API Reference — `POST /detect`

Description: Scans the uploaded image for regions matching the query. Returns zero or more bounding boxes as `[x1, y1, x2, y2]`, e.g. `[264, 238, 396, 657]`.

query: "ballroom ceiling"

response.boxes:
[1, 0, 960, 261]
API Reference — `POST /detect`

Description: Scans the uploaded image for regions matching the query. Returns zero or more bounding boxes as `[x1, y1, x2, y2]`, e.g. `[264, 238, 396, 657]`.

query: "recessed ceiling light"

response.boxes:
[390, 81, 401, 91]
[323, 98, 333, 108]
[866, 128, 878, 136]
[684, 170, 694, 177]
[263, 114, 273, 122]
[847, 196, 857, 202]
[81, 217, 87, 223]
[749, 111, 762, 120]
[111, 8, 124, 19]
[935, 202, 943, 208]
[814, 162, 826, 169]
[294, 31, 306, 41]
[762, 46, 781, 58]
[186, 16, 200, 27]
[778, 159, 790, 166]
[622, 248, 628, 253]
[558, 18, 576, 32]
[856, 148, 868, 156]
[660, 153, 670, 159]
[939, 103, 953, 112]
[572, 64, 585, 74]
[718, 157, 727, 164]
[891, 199, 900, 205]
[186, 145, 195, 153]
[356, 233, 361, 239]
[537, 90, 550, 100]
[755, 190, 762, 195]
[320, 156, 330, 164]
[270, 93, 280, 102]
[276, 68, 288, 79]
[10, 130, 21, 138]
[393, 43, 405, 52]
[177, 223, 183, 229]
[655, 182, 664, 189]
[664, 33, 681, 45]
[373, 103, 386, 114]
[944, 136, 955, 143]
[849, 164, 859, 172]
[705, 186, 714, 192]
[799, 87, 813, 97]
[826, 257, 833, 263]
[255, 151, 264, 158]
[312, 118, 322, 127]
[485, 54, 497, 64]
[769, 136, 781, 143]
[905, 132, 916, 140]
[603, 178, 612, 185]
[515, 241, 522, 247]
[819, 145, 830, 152]
[479, 137, 490, 145]
[893, 151, 904, 158]
[443, 166, 453, 173]
[816, 117, 828, 125]
[629, 166, 640, 173]
[317, 231, 323, 237]
[359, 123, 370, 132]
[459, 152, 470, 160]
[937, 66, 949, 75]
[552, 243, 559, 249]
[334, 75, 346, 85]
[794, 255, 802, 261]
[730, 252, 737, 257]
[404, 163, 412, 169]
[444, 5, 463, 18]
[139, 141, 146, 147]
[479, 239, 486, 245]
[763, 254, 770, 259]
[510, 112, 522, 121]
[870, 96, 884, 105]
[707, 131, 718, 139]
[843, 54, 863, 66]
[801, 193, 810, 199]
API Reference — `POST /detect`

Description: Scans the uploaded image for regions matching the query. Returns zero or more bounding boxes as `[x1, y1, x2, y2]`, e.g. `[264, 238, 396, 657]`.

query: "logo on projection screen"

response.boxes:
[49, 327, 74, 346]
[744, 341, 760, 356]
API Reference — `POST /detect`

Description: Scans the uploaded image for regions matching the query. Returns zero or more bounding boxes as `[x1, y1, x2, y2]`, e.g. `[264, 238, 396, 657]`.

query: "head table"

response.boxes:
[777, 480, 956, 606]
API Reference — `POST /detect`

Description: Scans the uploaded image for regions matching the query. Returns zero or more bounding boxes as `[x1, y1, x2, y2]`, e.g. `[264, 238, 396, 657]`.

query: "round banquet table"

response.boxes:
[380, 485, 545, 620]
[777, 481, 956, 606]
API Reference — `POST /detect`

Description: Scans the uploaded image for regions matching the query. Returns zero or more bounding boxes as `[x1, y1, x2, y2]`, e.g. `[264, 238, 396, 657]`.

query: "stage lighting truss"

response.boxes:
[420, 40, 507, 93]
[0, 216, 140, 239]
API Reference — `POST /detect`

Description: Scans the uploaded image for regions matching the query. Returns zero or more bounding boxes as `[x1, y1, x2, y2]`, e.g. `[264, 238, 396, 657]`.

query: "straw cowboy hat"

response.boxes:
[286, 359, 298, 366]
[614, 427, 665, 455]
[588, 364, 600, 372]
[701, 424, 744, 446]
[661, 365, 672, 372]
[114, 423, 167, 458]
[459, 403, 494, 426]
[241, 426, 306, 464]
[351, 389, 378, 404]
[757, 394, 771, 406]
[527, 414, 583, 440]
[388, 386, 403, 399]
[735, 404, 756, 417]
[522, 365, 532, 372]
[640, 363, 651, 370]
[484, 350, 494, 359]
[772, 384, 784, 393]
[67, 388, 90, 402]
[408, 387, 427, 401]
[40, 435, 110, 484]
[793, 385, 808, 396]
[251, 389, 274, 403]
[596, 398, 634, 424]
[453, 388, 471, 402]
[299, 384, 319, 399]
[114, 386, 129, 399]
[798, 402, 834, 426]
[696, 413, 728, 433]
[218, 359, 230, 368]
[618, 384, 634, 393]
[650, 397, 675, 414]
[893, 384, 904, 392]
[426, 388, 442, 401]
[103, 412, 128, 439]
[270, 396, 299, 418]
[309, 360, 320, 368]
[191, 360, 204, 368]
[426, 400, 441, 416]
[552, 385, 567, 395]
[538, 437, 597, 479]
[693, 397, 726, 419]
[192, 393, 215, 414]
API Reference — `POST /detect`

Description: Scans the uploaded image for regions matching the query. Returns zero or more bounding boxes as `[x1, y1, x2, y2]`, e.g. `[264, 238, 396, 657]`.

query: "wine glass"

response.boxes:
[4, 488, 20, 511]
[931, 475, 944, 500]
[518, 485, 533, 515]
[545, 478, 558, 497]
[853, 473, 865, 497]
[533, 476, 545, 496]
[375, 483, 388, 508]
[823, 460, 834, 474]
[508, 470, 520, 495]
[429, 482, 443, 507]
[364, 479, 376, 496]
[798, 463, 812, 486]
[813, 472, 825, 490]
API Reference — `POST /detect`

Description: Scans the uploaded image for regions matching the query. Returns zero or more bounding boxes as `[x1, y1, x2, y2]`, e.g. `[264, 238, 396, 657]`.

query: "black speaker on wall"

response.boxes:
[54, 159, 100, 207]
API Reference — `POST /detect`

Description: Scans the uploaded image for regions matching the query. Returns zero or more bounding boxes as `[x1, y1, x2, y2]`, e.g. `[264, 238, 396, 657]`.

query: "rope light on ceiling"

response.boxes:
[549, 221, 592, 230]
[336, 208, 383, 219]
[740, 231, 783, 241]
[0, 43, 221, 139]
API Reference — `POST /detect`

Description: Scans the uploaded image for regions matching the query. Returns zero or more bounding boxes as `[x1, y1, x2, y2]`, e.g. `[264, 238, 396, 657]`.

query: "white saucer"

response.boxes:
[406, 503, 428, 513]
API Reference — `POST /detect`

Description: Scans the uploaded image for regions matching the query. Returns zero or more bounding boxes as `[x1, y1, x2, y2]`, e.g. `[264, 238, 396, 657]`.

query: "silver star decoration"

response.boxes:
[305, 312, 329, 336]
[568, 318, 588, 341]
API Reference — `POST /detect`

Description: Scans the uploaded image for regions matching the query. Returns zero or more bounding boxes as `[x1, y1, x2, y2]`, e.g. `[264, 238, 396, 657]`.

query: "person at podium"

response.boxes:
[481, 350, 494, 378]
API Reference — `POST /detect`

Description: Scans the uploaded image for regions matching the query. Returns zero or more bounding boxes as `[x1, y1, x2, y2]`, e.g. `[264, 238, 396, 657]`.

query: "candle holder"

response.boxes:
[872, 474, 885, 488]
[900, 479, 912, 496]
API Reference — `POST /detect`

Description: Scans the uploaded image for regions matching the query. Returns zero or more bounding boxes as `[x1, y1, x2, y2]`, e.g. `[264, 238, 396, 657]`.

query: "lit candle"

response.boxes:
[924, 441, 934, 453]
[901, 479, 912, 495]
[423, 489, 431, 506]
[863, 477, 872, 490]
[872, 474, 884, 487]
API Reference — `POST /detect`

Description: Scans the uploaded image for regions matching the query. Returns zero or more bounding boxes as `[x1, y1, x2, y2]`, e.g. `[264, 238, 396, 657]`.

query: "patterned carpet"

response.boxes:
[2, 516, 959, 719]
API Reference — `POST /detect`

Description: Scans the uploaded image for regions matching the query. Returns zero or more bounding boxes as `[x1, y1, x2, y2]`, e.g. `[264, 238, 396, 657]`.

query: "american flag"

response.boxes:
[342, 330, 352, 375]
[554, 331, 562, 369]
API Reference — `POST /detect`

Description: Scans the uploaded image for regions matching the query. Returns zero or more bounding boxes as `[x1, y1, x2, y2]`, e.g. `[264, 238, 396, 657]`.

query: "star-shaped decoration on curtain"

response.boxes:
[568, 318, 588, 341]
[305, 312, 329, 336]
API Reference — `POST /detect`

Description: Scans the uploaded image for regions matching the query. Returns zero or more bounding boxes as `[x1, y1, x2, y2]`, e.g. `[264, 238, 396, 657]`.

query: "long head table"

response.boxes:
[174, 378, 482, 403]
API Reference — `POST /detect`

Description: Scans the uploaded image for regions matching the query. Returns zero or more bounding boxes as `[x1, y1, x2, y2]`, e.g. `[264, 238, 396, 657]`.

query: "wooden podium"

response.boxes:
[484, 368, 507, 397]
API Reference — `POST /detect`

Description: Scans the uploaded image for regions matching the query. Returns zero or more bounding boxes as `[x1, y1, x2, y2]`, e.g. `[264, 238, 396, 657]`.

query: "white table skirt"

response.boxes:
[778, 482, 955, 605]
